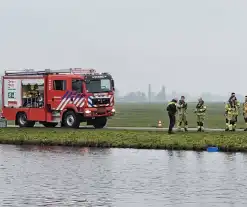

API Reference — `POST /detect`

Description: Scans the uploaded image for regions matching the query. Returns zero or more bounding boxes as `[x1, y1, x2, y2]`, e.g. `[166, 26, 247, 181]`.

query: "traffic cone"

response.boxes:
[157, 120, 162, 128]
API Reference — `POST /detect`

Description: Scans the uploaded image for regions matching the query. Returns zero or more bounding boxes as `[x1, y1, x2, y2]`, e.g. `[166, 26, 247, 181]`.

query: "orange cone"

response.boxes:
[157, 120, 162, 128]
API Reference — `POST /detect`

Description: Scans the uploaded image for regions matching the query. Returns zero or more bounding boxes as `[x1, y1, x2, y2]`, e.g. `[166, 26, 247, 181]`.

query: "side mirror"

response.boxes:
[111, 79, 115, 91]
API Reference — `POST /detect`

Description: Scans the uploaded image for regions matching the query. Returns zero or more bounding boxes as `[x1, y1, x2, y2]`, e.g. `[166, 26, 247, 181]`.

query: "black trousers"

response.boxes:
[168, 113, 176, 131]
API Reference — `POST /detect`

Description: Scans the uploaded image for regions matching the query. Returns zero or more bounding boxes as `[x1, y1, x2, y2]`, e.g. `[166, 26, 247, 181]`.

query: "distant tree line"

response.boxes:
[114, 87, 245, 103]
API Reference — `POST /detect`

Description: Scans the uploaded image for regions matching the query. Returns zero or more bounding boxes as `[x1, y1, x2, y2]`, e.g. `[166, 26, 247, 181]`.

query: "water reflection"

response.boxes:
[175, 150, 186, 158]
[0, 146, 247, 206]
[195, 151, 203, 160]
[15, 145, 112, 155]
[223, 152, 236, 162]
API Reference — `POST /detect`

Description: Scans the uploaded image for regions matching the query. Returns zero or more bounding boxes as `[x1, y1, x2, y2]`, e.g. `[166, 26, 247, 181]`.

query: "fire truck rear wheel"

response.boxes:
[62, 111, 80, 128]
[16, 112, 35, 127]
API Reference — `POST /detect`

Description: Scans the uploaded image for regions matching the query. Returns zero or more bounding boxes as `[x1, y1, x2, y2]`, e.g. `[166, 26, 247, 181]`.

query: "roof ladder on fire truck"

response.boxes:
[4, 68, 97, 76]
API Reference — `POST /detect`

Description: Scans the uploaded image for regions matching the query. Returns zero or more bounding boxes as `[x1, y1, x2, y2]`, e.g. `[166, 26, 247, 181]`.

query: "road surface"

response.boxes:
[6, 124, 245, 132]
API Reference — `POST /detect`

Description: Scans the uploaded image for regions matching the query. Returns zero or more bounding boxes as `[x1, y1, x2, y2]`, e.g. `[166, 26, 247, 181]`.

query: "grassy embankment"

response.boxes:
[4, 102, 247, 152]
[0, 128, 247, 152]
[7, 102, 243, 128]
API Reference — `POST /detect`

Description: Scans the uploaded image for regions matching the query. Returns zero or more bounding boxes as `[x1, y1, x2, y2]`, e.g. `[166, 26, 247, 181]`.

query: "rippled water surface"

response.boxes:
[0, 145, 247, 206]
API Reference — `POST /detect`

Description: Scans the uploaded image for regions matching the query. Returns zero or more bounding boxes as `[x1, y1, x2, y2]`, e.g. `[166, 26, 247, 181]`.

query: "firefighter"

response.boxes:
[194, 98, 207, 132]
[225, 97, 238, 131]
[177, 95, 188, 131]
[243, 96, 247, 131]
[229, 92, 240, 121]
[166, 98, 177, 134]
[229, 92, 235, 100]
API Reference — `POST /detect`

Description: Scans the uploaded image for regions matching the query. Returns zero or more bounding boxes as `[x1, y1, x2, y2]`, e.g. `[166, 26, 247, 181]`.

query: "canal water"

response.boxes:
[0, 145, 246, 206]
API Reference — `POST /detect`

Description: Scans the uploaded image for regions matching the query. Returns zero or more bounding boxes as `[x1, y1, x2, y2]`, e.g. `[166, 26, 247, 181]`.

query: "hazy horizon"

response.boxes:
[1, 0, 247, 96]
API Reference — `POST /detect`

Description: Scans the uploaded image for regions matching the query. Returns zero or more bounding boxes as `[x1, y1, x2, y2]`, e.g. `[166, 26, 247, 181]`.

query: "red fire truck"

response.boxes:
[2, 68, 116, 128]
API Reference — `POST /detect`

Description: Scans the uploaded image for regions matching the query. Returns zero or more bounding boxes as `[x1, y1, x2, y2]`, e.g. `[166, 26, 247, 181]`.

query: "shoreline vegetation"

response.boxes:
[0, 128, 247, 152]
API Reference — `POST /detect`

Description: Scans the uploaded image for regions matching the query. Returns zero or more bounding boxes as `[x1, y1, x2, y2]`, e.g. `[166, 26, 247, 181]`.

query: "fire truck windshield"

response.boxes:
[86, 78, 111, 93]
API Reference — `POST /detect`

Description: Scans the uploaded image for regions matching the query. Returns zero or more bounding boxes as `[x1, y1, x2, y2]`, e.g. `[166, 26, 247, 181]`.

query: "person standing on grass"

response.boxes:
[177, 95, 188, 132]
[166, 98, 178, 134]
[225, 97, 238, 131]
[229, 92, 240, 122]
[243, 96, 247, 131]
[194, 98, 207, 132]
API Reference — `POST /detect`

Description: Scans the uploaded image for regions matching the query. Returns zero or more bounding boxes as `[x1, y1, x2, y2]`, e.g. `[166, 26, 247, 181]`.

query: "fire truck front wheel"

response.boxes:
[62, 110, 80, 128]
[16, 112, 35, 127]
[92, 117, 107, 129]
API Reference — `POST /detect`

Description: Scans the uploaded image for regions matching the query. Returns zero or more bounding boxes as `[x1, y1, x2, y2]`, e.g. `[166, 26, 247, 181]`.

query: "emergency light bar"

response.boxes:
[4, 68, 97, 76]
[4, 69, 51, 76]
[70, 68, 96, 74]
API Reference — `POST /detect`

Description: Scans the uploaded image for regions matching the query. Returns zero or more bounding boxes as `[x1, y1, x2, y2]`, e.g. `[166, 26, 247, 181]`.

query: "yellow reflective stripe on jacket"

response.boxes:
[196, 105, 206, 115]
[197, 105, 206, 110]
[225, 104, 238, 115]
[168, 101, 176, 106]
[225, 103, 230, 111]
[199, 106, 206, 112]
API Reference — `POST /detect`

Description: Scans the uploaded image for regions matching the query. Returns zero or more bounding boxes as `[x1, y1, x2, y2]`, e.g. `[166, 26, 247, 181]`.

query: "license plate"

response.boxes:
[97, 108, 105, 113]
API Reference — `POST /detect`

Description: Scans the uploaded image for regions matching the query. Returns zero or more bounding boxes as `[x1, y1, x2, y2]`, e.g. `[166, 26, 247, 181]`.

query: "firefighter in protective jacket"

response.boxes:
[229, 93, 240, 121]
[236, 100, 241, 122]
[194, 98, 206, 132]
[166, 99, 177, 134]
[225, 97, 238, 131]
[243, 96, 247, 131]
[177, 96, 188, 131]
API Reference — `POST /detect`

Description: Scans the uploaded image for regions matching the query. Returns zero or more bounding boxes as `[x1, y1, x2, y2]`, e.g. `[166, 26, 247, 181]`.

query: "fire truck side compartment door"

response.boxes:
[47, 76, 68, 110]
[4, 78, 22, 108]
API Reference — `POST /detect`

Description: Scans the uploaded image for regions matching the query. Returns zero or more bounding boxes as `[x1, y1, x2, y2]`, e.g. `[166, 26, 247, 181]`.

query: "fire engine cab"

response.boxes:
[2, 68, 116, 128]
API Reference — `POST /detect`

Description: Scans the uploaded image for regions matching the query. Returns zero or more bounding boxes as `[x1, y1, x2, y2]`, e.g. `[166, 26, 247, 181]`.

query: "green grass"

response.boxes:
[0, 128, 247, 151]
[6, 102, 245, 128]
[106, 102, 245, 128]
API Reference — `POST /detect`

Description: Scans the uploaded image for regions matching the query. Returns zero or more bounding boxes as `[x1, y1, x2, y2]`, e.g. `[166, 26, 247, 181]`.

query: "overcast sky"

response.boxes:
[1, 0, 247, 96]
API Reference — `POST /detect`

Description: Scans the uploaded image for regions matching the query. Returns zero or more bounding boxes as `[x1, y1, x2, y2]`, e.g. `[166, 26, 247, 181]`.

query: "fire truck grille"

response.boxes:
[92, 98, 110, 105]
